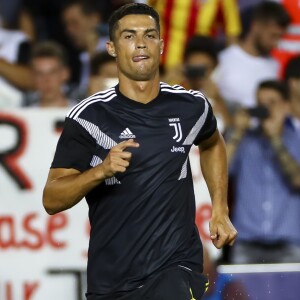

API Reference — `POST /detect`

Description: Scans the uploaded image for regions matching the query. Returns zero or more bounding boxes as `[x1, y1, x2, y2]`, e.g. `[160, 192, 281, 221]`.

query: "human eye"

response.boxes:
[124, 34, 133, 39]
[146, 33, 156, 39]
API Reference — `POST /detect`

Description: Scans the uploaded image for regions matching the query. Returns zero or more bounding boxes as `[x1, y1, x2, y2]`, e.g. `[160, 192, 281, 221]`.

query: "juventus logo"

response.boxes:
[169, 118, 182, 142]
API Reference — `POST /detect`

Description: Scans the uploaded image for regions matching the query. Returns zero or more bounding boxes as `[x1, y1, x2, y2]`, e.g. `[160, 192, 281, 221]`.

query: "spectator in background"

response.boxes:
[272, 0, 300, 77]
[213, 2, 290, 110]
[18, 0, 83, 86]
[0, 0, 22, 29]
[182, 35, 232, 133]
[148, 0, 241, 70]
[0, 16, 32, 108]
[88, 51, 118, 96]
[23, 41, 76, 108]
[226, 80, 300, 264]
[284, 55, 300, 136]
[62, 0, 108, 96]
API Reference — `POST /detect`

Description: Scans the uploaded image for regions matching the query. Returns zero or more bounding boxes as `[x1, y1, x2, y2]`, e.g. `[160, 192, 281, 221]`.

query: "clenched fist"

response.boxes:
[100, 139, 139, 179]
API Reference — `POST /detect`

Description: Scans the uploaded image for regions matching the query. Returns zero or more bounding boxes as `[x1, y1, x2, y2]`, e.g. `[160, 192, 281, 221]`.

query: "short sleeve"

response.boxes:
[193, 100, 217, 145]
[51, 117, 96, 172]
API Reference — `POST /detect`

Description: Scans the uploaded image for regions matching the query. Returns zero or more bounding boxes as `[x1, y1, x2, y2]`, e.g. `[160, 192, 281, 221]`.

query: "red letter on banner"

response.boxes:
[21, 213, 43, 249]
[0, 216, 16, 248]
[0, 113, 32, 190]
[24, 282, 39, 300]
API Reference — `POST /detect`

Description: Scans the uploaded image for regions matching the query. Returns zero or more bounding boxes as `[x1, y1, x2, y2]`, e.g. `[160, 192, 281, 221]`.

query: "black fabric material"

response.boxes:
[51, 84, 216, 296]
[86, 266, 208, 300]
[51, 118, 96, 172]
[194, 101, 217, 145]
[17, 41, 32, 64]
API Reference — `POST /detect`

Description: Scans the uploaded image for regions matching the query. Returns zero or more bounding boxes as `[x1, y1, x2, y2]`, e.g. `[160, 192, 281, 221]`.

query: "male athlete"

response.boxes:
[43, 3, 237, 300]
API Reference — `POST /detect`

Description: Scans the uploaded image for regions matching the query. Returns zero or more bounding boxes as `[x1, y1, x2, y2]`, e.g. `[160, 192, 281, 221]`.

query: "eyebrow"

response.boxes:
[120, 28, 159, 35]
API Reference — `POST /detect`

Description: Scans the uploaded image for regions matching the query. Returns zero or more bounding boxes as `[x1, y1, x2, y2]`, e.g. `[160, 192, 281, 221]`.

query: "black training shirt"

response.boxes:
[51, 82, 217, 295]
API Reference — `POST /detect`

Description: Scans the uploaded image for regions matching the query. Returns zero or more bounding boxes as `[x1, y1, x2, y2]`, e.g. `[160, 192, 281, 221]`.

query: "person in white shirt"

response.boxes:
[284, 55, 300, 135]
[0, 24, 32, 107]
[213, 1, 290, 110]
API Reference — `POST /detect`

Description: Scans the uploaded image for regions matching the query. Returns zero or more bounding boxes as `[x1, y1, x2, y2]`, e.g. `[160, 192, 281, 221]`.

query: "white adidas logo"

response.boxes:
[119, 128, 136, 139]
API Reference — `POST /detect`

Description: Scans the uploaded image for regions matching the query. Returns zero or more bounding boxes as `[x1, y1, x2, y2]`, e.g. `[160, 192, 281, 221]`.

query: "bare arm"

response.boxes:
[0, 59, 33, 90]
[226, 109, 250, 164]
[43, 139, 139, 215]
[269, 136, 300, 188]
[199, 130, 237, 249]
[262, 113, 300, 189]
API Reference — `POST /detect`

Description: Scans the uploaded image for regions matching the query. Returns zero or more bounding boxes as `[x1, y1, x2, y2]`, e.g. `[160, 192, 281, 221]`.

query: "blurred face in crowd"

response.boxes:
[31, 57, 69, 96]
[257, 87, 288, 119]
[62, 4, 100, 50]
[98, 60, 118, 78]
[88, 60, 118, 94]
[288, 77, 300, 100]
[184, 52, 216, 90]
[106, 14, 163, 81]
[252, 21, 286, 56]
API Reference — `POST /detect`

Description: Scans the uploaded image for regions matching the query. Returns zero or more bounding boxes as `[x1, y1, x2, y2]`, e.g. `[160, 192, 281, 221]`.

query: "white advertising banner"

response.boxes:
[0, 109, 215, 300]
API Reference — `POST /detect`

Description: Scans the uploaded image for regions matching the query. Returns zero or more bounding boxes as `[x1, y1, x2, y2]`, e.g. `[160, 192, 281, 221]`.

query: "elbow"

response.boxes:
[43, 199, 58, 215]
[42, 189, 60, 215]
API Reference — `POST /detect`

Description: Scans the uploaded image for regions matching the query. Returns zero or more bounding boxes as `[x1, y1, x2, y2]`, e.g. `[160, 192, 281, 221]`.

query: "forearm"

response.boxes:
[0, 60, 33, 90]
[200, 132, 229, 215]
[43, 166, 105, 215]
[270, 136, 300, 188]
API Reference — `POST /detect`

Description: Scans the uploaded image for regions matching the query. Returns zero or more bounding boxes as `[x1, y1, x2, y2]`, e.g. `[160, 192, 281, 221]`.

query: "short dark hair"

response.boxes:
[284, 55, 300, 81]
[31, 41, 68, 66]
[252, 1, 290, 28]
[183, 35, 218, 65]
[90, 51, 116, 75]
[258, 80, 289, 101]
[62, 0, 98, 16]
[108, 3, 160, 41]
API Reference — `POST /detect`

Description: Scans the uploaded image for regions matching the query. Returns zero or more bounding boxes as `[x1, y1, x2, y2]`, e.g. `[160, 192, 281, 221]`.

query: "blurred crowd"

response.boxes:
[1, 0, 299, 298]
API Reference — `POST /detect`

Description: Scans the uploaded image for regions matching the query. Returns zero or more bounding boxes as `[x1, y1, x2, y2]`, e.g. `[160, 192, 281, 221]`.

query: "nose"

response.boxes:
[136, 36, 146, 49]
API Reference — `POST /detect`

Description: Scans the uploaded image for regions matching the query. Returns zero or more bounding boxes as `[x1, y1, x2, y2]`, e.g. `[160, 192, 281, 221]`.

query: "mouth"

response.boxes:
[132, 55, 149, 62]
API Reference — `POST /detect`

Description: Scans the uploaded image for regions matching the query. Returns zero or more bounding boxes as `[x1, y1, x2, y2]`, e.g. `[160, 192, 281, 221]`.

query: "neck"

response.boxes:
[291, 96, 300, 119]
[118, 72, 161, 104]
[240, 36, 260, 57]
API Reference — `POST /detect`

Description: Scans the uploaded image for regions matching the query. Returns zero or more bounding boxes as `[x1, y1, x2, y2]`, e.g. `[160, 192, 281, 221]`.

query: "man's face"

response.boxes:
[107, 14, 163, 81]
[253, 21, 286, 56]
[62, 5, 98, 49]
[257, 87, 287, 119]
[98, 61, 118, 78]
[184, 52, 216, 90]
[289, 77, 300, 99]
[31, 57, 69, 95]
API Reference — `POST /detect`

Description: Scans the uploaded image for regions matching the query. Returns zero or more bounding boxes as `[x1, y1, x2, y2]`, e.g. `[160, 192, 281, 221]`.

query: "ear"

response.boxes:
[289, 78, 297, 90]
[62, 66, 70, 82]
[159, 39, 164, 55]
[106, 41, 117, 57]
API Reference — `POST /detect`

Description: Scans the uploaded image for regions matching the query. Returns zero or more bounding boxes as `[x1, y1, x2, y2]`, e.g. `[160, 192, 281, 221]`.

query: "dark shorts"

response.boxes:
[86, 266, 208, 300]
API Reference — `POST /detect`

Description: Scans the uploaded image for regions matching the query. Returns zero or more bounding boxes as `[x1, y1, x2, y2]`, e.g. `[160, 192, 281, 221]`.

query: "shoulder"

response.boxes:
[0, 28, 28, 44]
[66, 87, 117, 120]
[218, 45, 239, 61]
[160, 82, 207, 103]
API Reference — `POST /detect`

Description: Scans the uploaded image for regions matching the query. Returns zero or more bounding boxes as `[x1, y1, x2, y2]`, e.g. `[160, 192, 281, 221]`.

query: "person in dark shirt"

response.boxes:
[43, 3, 237, 300]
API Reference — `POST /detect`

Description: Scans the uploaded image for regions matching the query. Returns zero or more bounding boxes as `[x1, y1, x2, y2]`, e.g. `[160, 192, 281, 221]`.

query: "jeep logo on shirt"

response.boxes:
[170, 146, 185, 153]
